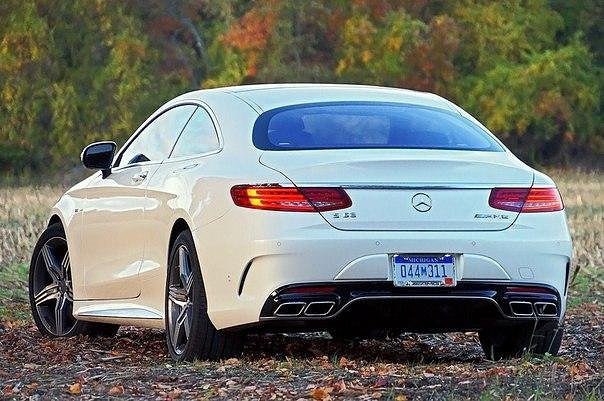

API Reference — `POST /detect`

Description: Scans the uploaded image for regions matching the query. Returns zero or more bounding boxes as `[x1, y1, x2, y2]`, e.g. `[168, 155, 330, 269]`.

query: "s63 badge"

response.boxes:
[332, 212, 357, 219]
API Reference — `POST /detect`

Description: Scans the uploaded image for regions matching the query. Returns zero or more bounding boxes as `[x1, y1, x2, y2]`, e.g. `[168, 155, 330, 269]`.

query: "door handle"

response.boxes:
[172, 164, 198, 174]
[131, 171, 148, 183]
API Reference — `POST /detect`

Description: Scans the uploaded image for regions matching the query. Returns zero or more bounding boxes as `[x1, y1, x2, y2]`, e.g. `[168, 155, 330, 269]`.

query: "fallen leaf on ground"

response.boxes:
[484, 366, 513, 377]
[108, 385, 124, 396]
[569, 361, 592, 380]
[68, 382, 82, 395]
[167, 388, 183, 399]
[333, 380, 347, 393]
[310, 386, 332, 400]
[374, 376, 389, 387]
[2, 385, 14, 396]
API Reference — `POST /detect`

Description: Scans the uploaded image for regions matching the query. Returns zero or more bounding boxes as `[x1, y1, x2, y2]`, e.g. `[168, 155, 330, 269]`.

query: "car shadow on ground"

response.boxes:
[241, 331, 485, 364]
[58, 325, 486, 364]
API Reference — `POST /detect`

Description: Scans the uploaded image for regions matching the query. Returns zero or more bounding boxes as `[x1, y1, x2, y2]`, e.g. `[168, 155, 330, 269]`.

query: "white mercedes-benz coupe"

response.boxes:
[29, 84, 572, 361]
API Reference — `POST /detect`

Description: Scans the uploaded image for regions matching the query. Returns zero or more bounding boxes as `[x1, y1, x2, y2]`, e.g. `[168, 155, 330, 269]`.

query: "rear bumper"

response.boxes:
[236, 281, 562, 333]
[194, 209, 571, 330]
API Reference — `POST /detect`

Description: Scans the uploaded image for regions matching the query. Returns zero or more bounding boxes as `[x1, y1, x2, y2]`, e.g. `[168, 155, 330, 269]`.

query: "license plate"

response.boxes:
[392, 254, 456, 287]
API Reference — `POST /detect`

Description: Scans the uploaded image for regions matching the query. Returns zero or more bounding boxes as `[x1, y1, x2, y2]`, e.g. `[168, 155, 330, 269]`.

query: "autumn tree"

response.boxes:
[0, 0, 601, 177]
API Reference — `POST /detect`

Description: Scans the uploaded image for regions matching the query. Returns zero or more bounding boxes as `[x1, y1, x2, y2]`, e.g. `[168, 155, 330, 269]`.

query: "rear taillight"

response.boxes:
[230, 185, 352, 212]
[488, 188, 528, 212]
[489, 187, 563, 213]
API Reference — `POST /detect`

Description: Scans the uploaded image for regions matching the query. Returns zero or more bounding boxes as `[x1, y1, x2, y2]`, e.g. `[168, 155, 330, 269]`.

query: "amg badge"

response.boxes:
[474, 213, 510, 220]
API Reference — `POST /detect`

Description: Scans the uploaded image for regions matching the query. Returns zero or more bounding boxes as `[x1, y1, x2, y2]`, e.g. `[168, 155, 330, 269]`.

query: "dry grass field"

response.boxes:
[0, 170, 602, 400]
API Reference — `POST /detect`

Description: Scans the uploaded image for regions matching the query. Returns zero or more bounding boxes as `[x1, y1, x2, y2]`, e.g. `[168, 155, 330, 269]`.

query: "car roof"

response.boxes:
[186, 84, 454, 113]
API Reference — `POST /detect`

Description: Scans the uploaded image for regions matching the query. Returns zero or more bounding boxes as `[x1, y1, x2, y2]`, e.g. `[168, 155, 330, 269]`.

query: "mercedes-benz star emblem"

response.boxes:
[412, 193, 432, 212]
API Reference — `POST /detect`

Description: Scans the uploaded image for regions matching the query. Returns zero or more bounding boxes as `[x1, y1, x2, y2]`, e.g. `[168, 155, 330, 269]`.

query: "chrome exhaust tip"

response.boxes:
[274, 302, 306, 317]
[534, 302, 558, 317]
[303, 301, 335, 316]
[509, 301, 534, 316]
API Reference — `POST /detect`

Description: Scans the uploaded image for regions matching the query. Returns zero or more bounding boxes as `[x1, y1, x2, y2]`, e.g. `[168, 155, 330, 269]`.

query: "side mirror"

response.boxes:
[81, 141, 116, 178]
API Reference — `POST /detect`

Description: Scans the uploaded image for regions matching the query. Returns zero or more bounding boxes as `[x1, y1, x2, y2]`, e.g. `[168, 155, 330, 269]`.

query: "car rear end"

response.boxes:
[230, 157, 571, 325]
[200, 92, 571, 358]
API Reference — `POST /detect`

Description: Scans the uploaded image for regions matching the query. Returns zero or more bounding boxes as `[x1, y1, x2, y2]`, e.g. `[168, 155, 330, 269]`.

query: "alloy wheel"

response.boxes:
[31, 237, 77, 336]
[167, 245, 195, 355]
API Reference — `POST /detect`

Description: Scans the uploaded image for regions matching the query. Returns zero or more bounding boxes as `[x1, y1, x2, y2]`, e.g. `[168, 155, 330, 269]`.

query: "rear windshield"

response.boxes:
[252, 102, 503, 152]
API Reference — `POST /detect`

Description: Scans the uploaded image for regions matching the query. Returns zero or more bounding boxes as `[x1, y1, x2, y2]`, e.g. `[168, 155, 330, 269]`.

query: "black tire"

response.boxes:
[529, 322, 564, 355]
[29, 223, 120, 338]
[479, 323, 563, 360]
[165, 230, 242, 361]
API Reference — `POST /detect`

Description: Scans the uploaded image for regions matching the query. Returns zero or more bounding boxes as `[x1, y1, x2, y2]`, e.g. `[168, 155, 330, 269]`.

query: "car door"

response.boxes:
[80, 104, 197, 300]
[140, 105, 223, 305]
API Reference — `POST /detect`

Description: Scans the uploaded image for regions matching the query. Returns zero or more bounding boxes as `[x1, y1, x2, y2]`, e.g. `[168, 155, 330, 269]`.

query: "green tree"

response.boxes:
[0, 0, 190, 176]
[452, 0, 600, 161]
[0, 0, 54, 172]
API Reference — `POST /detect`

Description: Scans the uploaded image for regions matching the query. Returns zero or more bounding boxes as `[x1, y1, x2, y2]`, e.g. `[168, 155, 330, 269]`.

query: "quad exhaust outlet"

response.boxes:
[273, 302, 306, 317]
[509, 301, 558, 317]
[303, 301, 335, 316]
[273, 301, 336, 317]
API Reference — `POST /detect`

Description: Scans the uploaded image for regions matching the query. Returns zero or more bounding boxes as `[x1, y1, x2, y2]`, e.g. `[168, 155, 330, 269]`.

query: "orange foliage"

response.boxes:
[222, 6, 277, 77]
[352, 0, 416, 19]
[536, 91, 572, 121]
[404, 16, 460, 93]
[400, 0, 429, 17]
[147, 15, 182, 38]
[326, 8, 347, 44]
[223, 9, 276, 51]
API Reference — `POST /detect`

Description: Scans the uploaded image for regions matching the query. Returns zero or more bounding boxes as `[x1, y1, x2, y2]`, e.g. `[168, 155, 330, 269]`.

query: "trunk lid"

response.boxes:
[260, 149, 533, 231]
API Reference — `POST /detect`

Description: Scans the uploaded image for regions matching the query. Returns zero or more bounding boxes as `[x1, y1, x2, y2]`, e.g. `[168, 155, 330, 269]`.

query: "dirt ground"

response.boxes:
[0, 305, 601, 400]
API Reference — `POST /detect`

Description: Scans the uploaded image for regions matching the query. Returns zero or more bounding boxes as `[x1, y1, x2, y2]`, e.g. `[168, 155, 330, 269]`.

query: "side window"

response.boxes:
[170, 107, 220, 158]
[118, 105, 196, 166]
